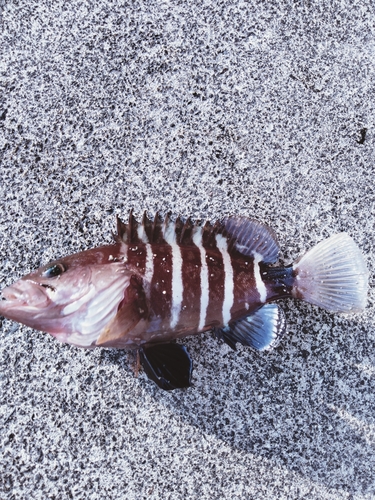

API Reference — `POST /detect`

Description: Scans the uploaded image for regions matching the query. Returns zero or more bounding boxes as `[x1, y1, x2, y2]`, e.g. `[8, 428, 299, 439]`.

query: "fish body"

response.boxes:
[0, 213, 368, 390]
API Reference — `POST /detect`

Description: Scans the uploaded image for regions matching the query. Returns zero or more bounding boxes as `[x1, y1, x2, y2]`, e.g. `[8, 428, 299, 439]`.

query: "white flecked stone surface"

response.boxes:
[0, 1, 374, 499]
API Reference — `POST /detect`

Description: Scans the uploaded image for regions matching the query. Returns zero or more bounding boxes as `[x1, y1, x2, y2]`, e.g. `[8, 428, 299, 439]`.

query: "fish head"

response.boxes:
[0, 244, 132, 346]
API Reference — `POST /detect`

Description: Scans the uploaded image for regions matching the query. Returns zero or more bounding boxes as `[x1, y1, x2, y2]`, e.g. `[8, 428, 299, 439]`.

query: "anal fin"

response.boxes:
[139, 343, 193, 390]
[217, 303, 286, 351]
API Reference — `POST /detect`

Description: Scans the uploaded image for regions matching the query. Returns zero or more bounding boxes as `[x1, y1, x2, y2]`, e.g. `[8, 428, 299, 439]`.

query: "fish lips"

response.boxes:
[0, 279, 51, 318]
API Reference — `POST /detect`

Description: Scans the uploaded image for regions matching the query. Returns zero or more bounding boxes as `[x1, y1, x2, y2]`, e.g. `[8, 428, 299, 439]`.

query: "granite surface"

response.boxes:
[0, 1, 374, 498]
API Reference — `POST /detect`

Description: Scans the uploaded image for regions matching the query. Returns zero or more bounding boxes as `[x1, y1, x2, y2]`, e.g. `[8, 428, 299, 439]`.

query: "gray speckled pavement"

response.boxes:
[1, 1, 374, 499]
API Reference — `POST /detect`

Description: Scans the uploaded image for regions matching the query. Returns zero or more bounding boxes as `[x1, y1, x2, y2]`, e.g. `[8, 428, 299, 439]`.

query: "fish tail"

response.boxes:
[292, 233, 368, 313]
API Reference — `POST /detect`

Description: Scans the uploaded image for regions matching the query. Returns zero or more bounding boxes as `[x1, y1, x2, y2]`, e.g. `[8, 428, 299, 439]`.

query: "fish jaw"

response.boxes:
[0, 279, 51, 323]
[0, 278, 76, 344]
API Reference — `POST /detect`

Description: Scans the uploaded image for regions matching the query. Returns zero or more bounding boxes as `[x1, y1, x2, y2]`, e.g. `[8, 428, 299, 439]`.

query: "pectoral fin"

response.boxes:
[96, 275, 148, 347]
[139, 343, 193, 390]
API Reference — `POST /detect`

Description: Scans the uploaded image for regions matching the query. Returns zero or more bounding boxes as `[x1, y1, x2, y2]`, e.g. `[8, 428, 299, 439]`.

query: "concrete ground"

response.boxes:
[0, 1, 374, 498]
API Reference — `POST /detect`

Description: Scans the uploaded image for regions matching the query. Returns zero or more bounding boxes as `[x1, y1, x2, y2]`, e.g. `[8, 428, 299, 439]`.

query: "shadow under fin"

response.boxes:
[139, 343, 193, 390]
[217, 303, 286, 351]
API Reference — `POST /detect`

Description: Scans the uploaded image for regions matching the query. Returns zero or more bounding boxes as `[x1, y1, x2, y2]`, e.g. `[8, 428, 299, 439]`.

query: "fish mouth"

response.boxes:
[0, 280, 51, 312]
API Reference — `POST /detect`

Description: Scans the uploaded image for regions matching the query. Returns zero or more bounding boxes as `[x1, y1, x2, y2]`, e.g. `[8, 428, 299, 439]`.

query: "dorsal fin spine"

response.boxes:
[180, 218, 193, 245]
[142, 211, 153, 243]
[116, 215, 128, 242]
[163, 218, 176, 244]
[137, 223, 149, 243]
[114, 213, 279, 261]
[128, 209, 139, 244]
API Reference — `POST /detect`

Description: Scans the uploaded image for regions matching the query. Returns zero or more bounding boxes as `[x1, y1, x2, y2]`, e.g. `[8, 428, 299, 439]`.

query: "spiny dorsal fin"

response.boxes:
[127, 209, 139, 244]
[116, 211, 165, 245]
[141, 211, 153, 243]
[116, 211, 140, 244]
[174, 216, 184, 243]
[116, 215, 128, 243]
[152, 212, 164, 244]
[162, 212, 172, 241]
[116, 213, 279, 262]
[180, 218, 194, 245]
[201, 221, 217, 248]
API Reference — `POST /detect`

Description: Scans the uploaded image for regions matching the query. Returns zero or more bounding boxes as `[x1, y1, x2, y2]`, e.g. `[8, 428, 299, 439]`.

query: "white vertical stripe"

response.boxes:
[163, 222, 183, 329]
[137, 224, 152, 296]
[253, 252, 267, 302]
[169, 243, 183, 328]
[215, 234, 234, 325]
[137, 224, 149, 243]
[144, 243, 154, 295]
[193, 226, 209, 331]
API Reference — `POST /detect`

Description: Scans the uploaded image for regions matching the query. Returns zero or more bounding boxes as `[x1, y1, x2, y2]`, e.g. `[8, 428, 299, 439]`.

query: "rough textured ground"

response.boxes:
[0, 1, 374, 499]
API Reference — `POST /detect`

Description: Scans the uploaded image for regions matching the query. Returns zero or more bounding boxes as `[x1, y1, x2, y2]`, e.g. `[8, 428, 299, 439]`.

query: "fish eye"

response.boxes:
[42, 263, 66, 278]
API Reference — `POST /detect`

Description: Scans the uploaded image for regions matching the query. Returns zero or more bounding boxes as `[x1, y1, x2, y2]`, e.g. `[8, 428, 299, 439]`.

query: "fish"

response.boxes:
[0, 212, 369, 390]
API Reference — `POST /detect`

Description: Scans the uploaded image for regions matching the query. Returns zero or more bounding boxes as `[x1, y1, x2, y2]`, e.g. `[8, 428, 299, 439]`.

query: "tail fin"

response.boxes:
[292, 233, 368, 313]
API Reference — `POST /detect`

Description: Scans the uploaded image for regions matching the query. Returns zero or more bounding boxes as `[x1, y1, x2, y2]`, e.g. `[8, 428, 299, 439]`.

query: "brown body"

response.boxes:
[0, 213, 367, 390]
[119, 242, 263, 348]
